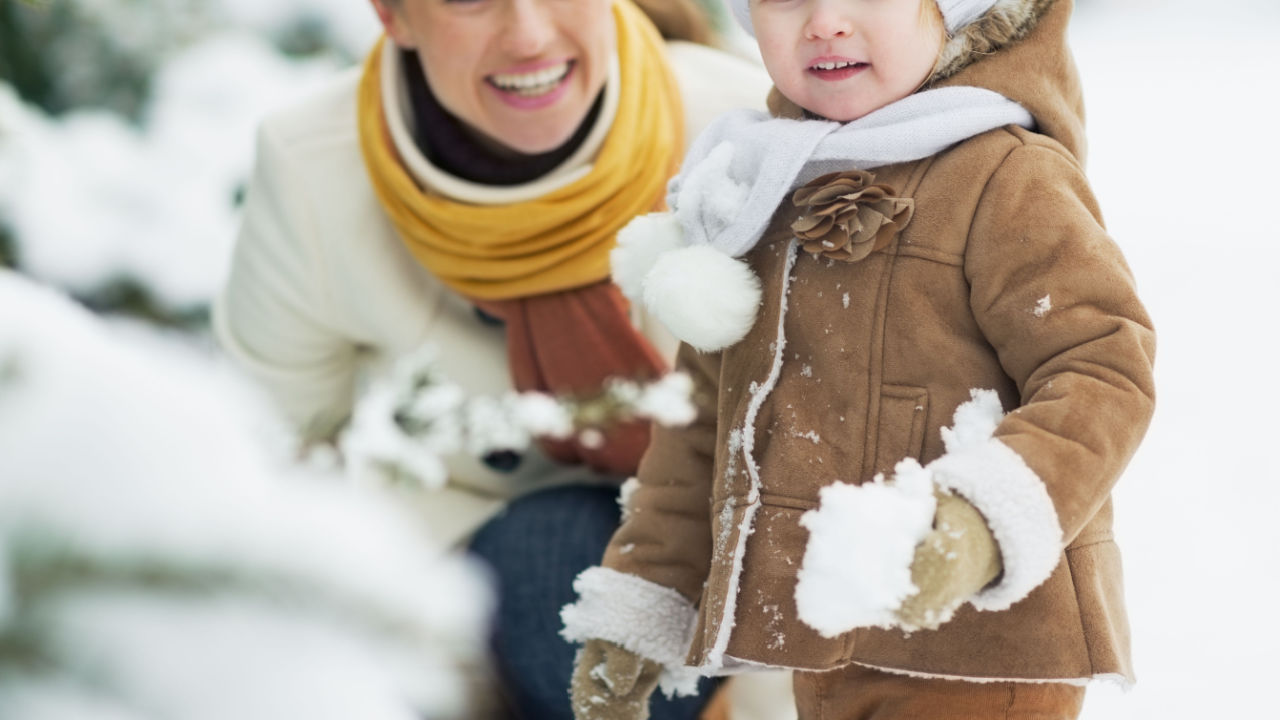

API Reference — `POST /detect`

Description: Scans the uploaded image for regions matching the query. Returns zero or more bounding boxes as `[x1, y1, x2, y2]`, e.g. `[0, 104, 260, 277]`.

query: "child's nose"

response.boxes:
[804, 0, 854, 39]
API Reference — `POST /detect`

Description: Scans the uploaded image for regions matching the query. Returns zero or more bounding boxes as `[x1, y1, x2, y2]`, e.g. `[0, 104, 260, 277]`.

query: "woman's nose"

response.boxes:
[501, 0, 557, 56]
[804, 0, 854, 40]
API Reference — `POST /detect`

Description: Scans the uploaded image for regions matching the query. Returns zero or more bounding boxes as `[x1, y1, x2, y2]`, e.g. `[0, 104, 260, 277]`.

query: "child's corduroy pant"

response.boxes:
[793, 663, 1085, 720]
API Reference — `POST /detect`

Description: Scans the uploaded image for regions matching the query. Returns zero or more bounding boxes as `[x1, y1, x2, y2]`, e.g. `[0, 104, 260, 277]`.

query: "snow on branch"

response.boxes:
[342, 345, 697, 489]
[0, 271, 491, 720]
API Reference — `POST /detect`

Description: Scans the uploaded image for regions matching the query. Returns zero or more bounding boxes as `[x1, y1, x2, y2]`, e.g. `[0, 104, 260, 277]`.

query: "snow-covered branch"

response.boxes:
[342, 345, 697, 489]
[0, 0, 378, 327]
[0, 271, 491, 720]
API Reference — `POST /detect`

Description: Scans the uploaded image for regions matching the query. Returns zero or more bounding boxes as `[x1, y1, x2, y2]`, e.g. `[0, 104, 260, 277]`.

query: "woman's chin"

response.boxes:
[478, 103, 595, 156]
[483, 123, 581, 157]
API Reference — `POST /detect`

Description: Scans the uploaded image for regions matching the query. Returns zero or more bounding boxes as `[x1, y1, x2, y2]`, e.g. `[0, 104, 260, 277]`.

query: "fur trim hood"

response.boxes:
[931, 0, 1056, 82]
[929, 0, 1087, 163]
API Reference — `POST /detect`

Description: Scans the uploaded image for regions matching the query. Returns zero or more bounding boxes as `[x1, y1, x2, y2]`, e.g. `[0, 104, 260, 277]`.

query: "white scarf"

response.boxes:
[612, 86, 1034, 352]
[668, 86, 1033, 258]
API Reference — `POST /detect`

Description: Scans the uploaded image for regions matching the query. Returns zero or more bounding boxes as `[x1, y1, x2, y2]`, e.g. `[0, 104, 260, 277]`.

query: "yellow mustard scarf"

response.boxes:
[357, 0, 683, 301]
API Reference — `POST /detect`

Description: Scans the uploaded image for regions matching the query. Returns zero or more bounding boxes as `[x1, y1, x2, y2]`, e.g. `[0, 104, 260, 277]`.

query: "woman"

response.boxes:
[213, 0, 773, 717]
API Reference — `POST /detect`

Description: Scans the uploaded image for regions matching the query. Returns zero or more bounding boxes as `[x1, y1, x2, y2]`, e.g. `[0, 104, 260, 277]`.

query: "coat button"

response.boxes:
[473, 307, 505, 327]
[482, 450, 523, 472]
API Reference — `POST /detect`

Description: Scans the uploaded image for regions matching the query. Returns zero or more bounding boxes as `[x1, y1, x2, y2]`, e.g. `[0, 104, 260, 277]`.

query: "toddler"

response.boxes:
[562, 1, 1155, 718]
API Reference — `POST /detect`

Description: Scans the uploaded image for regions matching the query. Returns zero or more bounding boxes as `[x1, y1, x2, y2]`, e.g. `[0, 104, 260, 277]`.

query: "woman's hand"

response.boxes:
[570, 638, 662, 720]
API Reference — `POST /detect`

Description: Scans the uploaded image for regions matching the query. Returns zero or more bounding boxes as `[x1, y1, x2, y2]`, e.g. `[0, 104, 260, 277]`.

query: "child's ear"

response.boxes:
[369, 0, 416, 48]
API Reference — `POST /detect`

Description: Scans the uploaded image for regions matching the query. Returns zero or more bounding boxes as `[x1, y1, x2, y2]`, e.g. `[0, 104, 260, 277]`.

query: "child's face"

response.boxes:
[751, 0, 944, 122]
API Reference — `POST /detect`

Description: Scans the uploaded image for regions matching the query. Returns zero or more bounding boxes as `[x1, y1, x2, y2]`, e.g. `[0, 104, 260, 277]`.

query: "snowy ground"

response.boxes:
[1071, 1, 1280, 718]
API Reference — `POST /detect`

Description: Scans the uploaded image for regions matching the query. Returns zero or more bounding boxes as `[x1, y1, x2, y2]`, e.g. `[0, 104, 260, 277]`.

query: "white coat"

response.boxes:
[214, 40, 772, 545]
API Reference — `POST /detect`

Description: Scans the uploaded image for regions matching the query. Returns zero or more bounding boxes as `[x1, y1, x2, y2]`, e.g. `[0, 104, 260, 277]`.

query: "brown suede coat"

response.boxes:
[602, 0, 1154, 683]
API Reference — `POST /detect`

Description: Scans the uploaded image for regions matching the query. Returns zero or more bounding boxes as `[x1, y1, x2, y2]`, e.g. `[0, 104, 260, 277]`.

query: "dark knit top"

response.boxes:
[402, 50, 605, 187]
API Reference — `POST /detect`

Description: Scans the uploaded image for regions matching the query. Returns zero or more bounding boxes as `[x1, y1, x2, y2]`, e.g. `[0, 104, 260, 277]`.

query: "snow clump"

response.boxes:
[794, 459, 937, 637]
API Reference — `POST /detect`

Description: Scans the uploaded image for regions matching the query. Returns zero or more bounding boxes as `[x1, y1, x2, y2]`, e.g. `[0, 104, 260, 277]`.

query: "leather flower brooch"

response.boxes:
[790, 170, 914, 263]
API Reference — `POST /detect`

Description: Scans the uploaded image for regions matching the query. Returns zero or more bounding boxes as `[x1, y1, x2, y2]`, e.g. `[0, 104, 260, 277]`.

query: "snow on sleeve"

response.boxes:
[618, 477, 641, 522]
[929, 389, 1062, 612]
[794, 460, 937, 637]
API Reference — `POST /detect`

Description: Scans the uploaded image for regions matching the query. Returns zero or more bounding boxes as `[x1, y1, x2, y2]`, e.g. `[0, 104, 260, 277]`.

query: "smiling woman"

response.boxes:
[213, 0, 772, 718]
[372, 0, 618, 154]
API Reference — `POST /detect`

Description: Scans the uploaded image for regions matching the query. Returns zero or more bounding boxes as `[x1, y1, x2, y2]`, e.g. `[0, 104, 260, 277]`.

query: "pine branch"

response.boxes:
[343, 345, 697, 489]
[6, 545, 463, 652]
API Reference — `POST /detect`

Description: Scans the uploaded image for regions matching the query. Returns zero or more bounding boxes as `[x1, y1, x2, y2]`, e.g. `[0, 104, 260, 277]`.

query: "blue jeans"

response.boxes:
[468, 484, 716, 720]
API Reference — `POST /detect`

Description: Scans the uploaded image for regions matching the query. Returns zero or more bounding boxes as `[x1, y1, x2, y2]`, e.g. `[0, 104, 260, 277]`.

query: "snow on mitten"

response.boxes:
[794, 460, 938, 636]
[895, 487, 1003, 631]
[570, 638, 663, 720]
[794, 459, 1003, 636]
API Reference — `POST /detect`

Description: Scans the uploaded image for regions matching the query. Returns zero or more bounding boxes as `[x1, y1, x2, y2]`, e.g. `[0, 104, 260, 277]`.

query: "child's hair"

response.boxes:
[919, 0, 950, 88]
[920, 0, 947, 41]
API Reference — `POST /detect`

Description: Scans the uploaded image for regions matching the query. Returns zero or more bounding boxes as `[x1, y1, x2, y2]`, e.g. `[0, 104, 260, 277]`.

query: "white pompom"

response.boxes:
[611, 212, 684, 301]
[642, 245, 761, 353]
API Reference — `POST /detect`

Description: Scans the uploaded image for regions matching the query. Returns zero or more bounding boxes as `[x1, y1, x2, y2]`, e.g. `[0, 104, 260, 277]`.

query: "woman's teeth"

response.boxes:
[489, 61, 572, 96]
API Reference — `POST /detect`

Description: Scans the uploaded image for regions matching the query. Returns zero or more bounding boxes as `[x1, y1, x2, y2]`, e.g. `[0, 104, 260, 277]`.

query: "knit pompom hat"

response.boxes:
[730, 0, 999, 37]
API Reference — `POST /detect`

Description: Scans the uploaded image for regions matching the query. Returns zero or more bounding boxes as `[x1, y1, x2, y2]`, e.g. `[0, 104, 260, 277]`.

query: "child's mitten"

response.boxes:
[895, 488, 1003, 630]
[570, 638, 663, 720]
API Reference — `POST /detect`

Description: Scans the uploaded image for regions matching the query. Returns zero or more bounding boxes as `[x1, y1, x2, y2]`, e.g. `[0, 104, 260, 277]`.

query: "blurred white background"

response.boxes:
[2, 0, 1278, 718]
[1071, 1, 1280, 718]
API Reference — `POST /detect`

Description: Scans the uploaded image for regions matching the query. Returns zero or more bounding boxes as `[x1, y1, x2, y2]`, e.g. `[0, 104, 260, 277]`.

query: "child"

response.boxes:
[562, 0, 1155, 718]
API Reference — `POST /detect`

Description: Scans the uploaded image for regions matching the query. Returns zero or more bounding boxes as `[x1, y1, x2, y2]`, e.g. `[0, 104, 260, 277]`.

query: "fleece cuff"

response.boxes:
[560, 566, 702, 698]
[929, 436, 1062, 612]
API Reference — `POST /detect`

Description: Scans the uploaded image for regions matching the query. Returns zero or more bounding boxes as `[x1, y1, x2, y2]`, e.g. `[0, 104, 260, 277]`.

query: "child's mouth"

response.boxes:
[808, 60, 869, 81]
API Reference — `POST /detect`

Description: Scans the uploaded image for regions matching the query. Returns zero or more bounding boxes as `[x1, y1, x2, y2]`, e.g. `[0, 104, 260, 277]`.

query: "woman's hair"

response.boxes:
[381, 0, 714, 45]
[631, 0, 714, 44]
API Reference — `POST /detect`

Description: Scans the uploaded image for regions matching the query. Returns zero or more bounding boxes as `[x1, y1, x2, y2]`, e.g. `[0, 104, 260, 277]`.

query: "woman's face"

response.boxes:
[751, 0, 943, 122]
[373, 0, 616, 155]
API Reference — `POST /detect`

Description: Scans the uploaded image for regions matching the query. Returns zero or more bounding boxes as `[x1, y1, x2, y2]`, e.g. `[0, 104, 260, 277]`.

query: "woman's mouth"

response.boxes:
[807, 59, 869, 81]
[483, 59, 576, 106]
